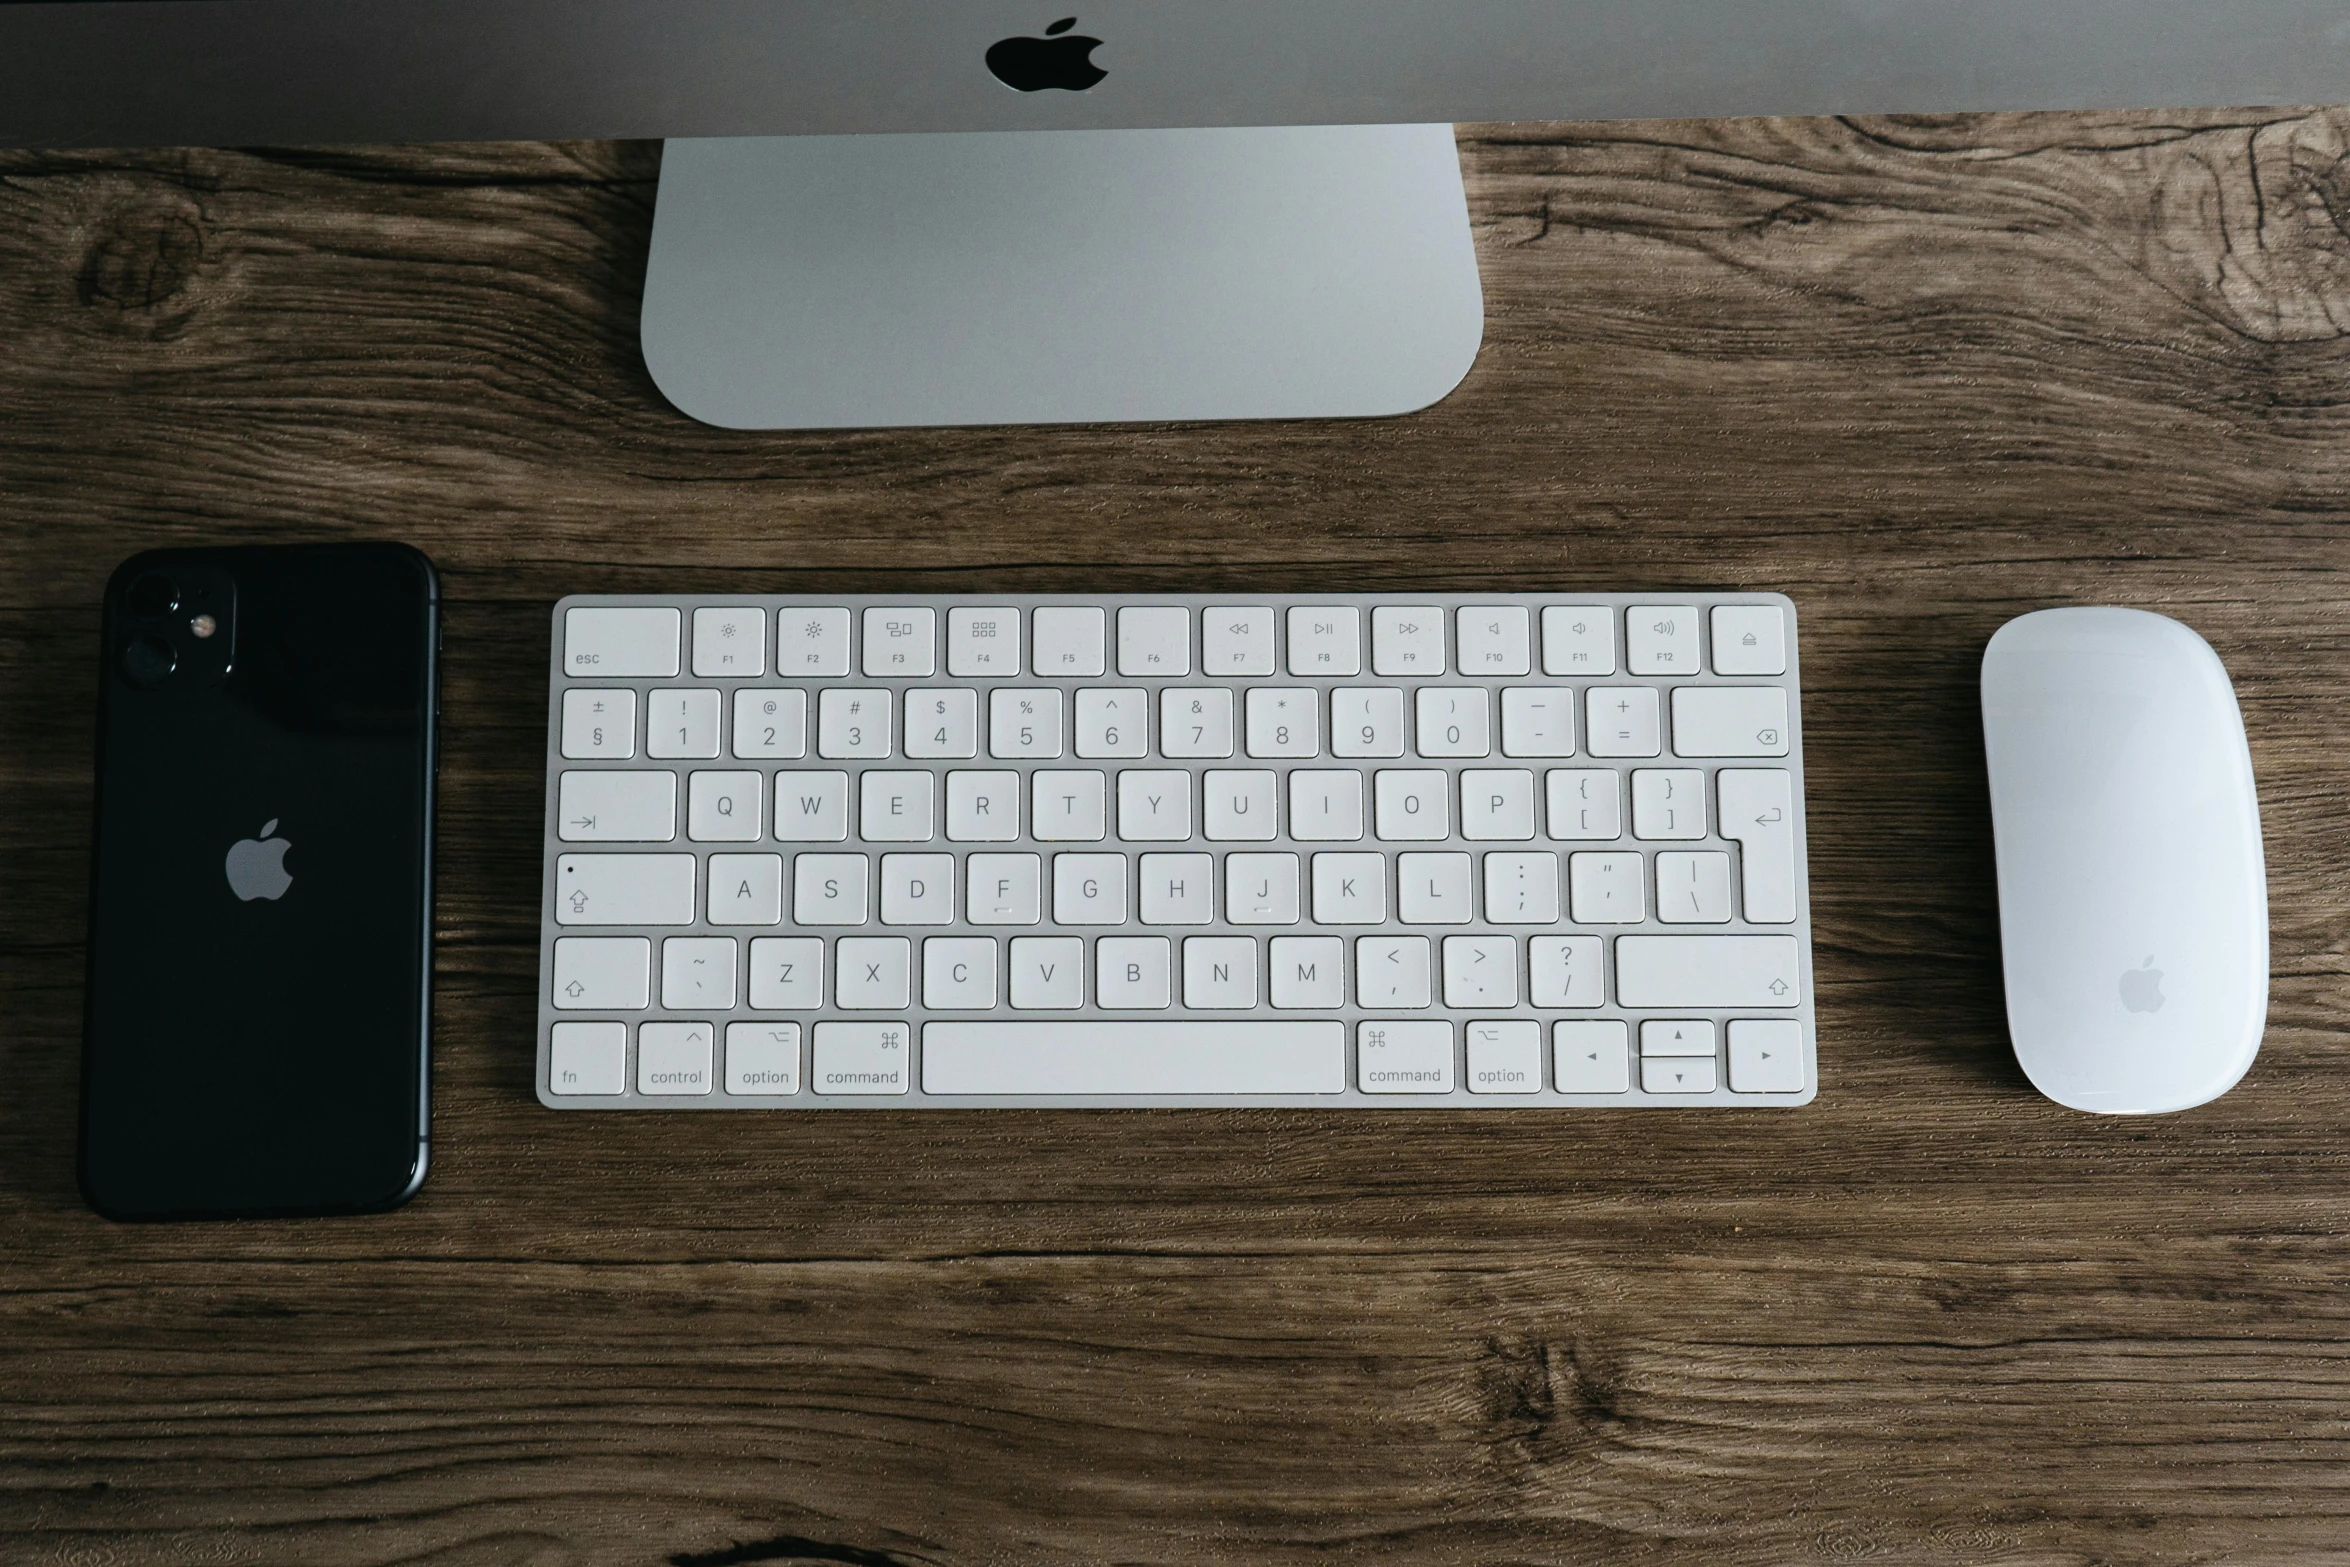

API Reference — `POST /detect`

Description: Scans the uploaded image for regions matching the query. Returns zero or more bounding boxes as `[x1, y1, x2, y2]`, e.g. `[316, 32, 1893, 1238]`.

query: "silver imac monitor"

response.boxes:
[4, 2, 2347, 429]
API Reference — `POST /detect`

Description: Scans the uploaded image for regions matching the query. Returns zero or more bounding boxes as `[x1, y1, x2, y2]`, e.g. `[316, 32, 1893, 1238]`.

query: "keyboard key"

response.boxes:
[1311, 853, 1386, 924]
[552, 936, 650, 1010]
[861, 607, 936, 676]
[558, 770, 675, 842]
[779, 608, 851, 675]
[1159, 688, 1235, 758]
[1718, 769, 1797, 923]
[947, 607, 1021, 677]
[990, 688, 1065, 759]
[726, 1021, 801, 1095]
[1567, 851, 1644, 923]
[1331, 688, 1406, 758]
[1076, 689, 1150, 758]
[1641, 1019, 1716, 1057]
[1138, 852, 1214, 924]
[689, 770, 763, 842]
[1457, 606, 1532, 676]
[1031, 606, 1106, 676]
[707, 853, 784, 925]
[662, 936, 738, 1010]
[1541, 605, 1616, 675]
[1183, 936, 1258, 1007]
[922, 1021, 1345, 1095]
[966, 853, 1042, 924]
[1528, 935, 1604, 1007]
[1356, 935, 1432, 1008]
[1269, 936, 1344, 1007]
[1374, 769, 1450, 841]
[1655, 851, 1734, 923]
[1357, 1020, 1454, 1092]
[1202, 607, 1276, 675]
[1615, 935, 1803, 1008]
[1553, 1020, 1631, 1093]
[817, 689, 893, 758]
[747, 936, 823, 1008]
[1728, 1019, 1806, 1093]
[1225, 853, 1300, 923]
[1053, 852, 1128, 924]
[565, 606, 679, 678]
[556, 853, 695, 925]
[1008, 936, 1084, 1008]
[1245, 688, 1319, 758]
[1672, 686, 1791, 757]
[1483, 851, 1561, 924]
[879, 853, 955, 925]
[1097, 937, 1173, 1007]
[1630, 768, 1706, 840]
[793, 853, 870, 925]
[772, 771, 850, 842]
[1287, 606, 1361, 675]
[1396, 851, 1473, 924]
[835, 937, 912, 1008]
[1371, 606, 1446, 676]
[1641, 1056, 1718, 1094]
[1711, 604, 1788, 676]
[1118, 607, 1190, 676]
[732, 689, 808, 759]
[946, 771, 1020, 841]
[1545, 769, 1622, 841]
[812, 1021, 911, 1094]
[1414, 688, 1491, 758]
[1460, 770, 1537, 841]
[1032, 770, 1107, 840]
[1466, 1020, 1542, 1093]
[647, 689, 722, 759]
[638, 1021, 714, 1096]
[1203, 770, 1279, 840]
[1499, 688, 1574, 757]
[1443, 935, 1518, 1007]
[545, 1024, 629, 1099]
[1585, 687, 1661, 757]
[904, 688, 980, 759]
[859, 771, 936, 842]
[1289, 770, 1365, 841]
[923, 937, 999, 1009]
[1627, 605, 1701, 675]
[693, 606, 767, 677]
[562, 688, 636, 759]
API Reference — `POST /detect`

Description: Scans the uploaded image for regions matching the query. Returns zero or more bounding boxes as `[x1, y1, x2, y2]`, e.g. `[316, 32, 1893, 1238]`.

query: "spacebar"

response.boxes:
[922, 1022, 1347, 1096]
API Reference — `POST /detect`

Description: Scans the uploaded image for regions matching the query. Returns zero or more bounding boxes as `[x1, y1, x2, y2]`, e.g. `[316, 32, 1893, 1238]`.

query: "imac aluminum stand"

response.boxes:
[639, 124, 1485, 431]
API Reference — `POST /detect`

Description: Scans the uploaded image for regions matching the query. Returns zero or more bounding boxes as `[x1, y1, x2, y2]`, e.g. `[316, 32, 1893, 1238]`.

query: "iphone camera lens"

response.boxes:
[126, 574, 179, 620]
[120, 635, 176, 687]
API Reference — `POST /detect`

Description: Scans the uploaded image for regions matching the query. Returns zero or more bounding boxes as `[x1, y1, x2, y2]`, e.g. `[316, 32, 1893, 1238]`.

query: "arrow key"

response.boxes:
[1640, 1055, 1719, 1094]
[1552, 1020, 1630, 1094]
[1728, 1019, 1806, 1094]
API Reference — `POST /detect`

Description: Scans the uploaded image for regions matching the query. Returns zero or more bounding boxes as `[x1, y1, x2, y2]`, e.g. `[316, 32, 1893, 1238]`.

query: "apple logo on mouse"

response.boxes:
[224, 819, 293, 902]
[986, 17, 1107, 92]
[2119, 956, 2165, 1015]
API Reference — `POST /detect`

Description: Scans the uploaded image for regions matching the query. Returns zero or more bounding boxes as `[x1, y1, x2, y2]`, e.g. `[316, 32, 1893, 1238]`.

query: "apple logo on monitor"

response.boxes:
[986, 17, 1107, 92]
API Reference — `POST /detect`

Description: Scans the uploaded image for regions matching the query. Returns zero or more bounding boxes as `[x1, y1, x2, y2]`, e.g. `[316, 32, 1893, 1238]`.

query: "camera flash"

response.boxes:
[189, 614, 217, 639]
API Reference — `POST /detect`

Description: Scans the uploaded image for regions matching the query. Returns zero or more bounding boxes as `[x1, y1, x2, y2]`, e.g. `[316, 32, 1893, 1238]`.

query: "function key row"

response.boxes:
[562, 602, 1790, 683]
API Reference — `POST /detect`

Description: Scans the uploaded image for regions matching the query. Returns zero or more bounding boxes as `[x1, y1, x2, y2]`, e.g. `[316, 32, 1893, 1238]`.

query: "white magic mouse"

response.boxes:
[1980, 607, 2268, 1114]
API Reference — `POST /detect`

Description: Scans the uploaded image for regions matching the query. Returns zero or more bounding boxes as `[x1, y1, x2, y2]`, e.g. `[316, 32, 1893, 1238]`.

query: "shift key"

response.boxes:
[556, 853, 696, 924]
[1615, 935, 1801, 1007]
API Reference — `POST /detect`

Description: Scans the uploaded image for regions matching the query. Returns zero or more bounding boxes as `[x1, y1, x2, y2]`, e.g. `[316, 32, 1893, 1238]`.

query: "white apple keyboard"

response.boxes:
[536, 593, 1816, 1108]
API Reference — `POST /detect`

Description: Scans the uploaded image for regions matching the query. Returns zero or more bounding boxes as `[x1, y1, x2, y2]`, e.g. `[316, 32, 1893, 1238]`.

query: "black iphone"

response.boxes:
[80, 543, 439, 1220]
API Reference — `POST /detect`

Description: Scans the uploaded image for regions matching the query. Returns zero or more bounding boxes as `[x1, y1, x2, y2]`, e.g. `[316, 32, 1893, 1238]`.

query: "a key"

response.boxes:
[692, 606, 767, 677]
[562, 688, 637, 759]
[1201, 608, 1276, 675]
[555, 853, 695, 925]
[1288, 770, 1365, 841]
[1500, 687, 1575, 757]
[1553, 1021, 1632, 1093]
[903, 688, 980, 759]
[1415, 688, 1491, 758]
[946, 770, 1021, 842]
[1138, 852, 1214, 924]
[1631, 768, 1707, 841]
[647, 689, 722, 759]
[707, 853, 784, 925]
[1614, 935, 1803, 1007]
[922, 1021, 1345, 1095]
[1711, 604, 1788, 676]
[966, 853, 1043, 924]
[1641, 1019, 1716, 1057]
[1396, 851, 1473, 924]
[1008, 936, 1085, 1008]
[879, 853, 955, 925]
[1097, 937, 1173, 1007]
[1286, 605, 1362, 675]
[1245, 688, 1320, 758]
[1641, 1056, 1719, 1094]
[1371, 606, 1446, 676]
[638, 1022, 714, 1096]
[1656, 851, 1733, 923]
[1728, 1019, 1806, 1093]
[1224, 852, 1300, 924]
[834, 937, 912, 1009]
[1567, 851, 1644, 923]
[1357, 1021, 1453, 1093]
[1052, 852, 1129, 924]
[1459, 770, 1537, 840]
[811, 1021, 911, 1095]
[688, 770, 763, 842]
[662, 936, 739, 1009]
[1671, 686, 1791, 758]
[1117, 607, 1191, 676]
[1118, 770, 1193, 841]
[1356, 934, 1432, 1008]
[1203, 770, 1279, 841]
[772, 771, 850, 842]
[565, 606, 679, 678]
[558, 770, 676, 842]
[1311, 852, 1386, 923]
[1031, 771, 1107, 841]
[947, 607, 1022, 677]
[1268, 937, 1345, 1008]
[1627, 605, 1701, 675]
[1528, 935, 1604, 1007]
[1457, 607, 1532, 676]
[1373, 769, 1450, 841]
[549, 1022, 628, 1095]
[859, 771, 936, 842]
[1541, 605, 1617, 675]
[1331, 688, 1407, 758]
[1076, 689, 1150, 758]
[990, 688, 1065, 759]
[551, 936, 651, 1009]
[1159, 688, 1235, 758]
[1483, 851, 1561, 923]
[747, 936, 824, 1009]
[1545, 769, 1623, 841]
[861, 607, 936, 677]
[1442, 935, 1518, 1006]
[1465, 1020, 1543, 1093]
[1585, 687, 1662, 758]
[1030, 606, 1106, 676]
[816, 689, 893, 759]
[731, 689, 807, 759]
[780, 609, 851, 676]
[792, 853, 870, 925]
[1718, 769, 1797, 922]
[923, 937, 999, 1009]
[725, 1022, 801, 1096]
[1183, 935, 1258, 1006]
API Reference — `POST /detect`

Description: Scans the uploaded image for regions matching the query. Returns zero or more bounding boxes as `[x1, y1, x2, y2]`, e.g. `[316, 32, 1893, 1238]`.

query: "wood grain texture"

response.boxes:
[6, 109, 2350, 1565]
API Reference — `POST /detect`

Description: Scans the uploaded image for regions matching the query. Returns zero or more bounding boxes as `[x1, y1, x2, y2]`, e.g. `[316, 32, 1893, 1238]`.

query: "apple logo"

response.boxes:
[986, 17, 1107, 92]
[224, 818, 293, 902]
[2119, 956, 2165, 1015]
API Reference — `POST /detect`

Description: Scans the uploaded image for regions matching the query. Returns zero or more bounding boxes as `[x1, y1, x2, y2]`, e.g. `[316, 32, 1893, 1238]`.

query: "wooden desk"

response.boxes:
[5, 112, 2349, 1564]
